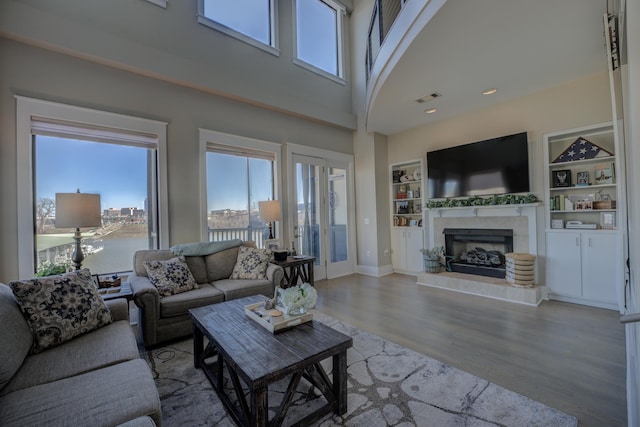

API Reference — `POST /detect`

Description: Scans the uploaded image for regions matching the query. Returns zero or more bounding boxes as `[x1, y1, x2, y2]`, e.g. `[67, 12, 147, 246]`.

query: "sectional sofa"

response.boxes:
[0, 281, 161, 427]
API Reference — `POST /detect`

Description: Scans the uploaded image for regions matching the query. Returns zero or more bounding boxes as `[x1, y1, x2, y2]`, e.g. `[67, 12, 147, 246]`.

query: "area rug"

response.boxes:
[141, 312, 577, 426]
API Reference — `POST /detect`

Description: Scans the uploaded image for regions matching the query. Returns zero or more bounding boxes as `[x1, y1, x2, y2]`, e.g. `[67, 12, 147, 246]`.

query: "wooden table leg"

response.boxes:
[193, 324, 203, 369]
[333, 351, 348, 415]
[251, 385, 268, 427]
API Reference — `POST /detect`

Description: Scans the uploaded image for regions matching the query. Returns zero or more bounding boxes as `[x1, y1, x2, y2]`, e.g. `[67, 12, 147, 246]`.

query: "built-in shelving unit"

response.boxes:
[543, 122, 619, 231]
[542, 121, 624, 310]
[390, 159, 425, 274]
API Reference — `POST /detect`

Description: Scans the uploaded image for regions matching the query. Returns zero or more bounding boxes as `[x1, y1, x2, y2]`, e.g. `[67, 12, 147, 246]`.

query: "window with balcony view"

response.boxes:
[16, 98, 167, 279]
[294, 0, 345, 79]
[198, 0, 277, 53]
[204, 139, 277, 248]
[32, 130, 161, 276]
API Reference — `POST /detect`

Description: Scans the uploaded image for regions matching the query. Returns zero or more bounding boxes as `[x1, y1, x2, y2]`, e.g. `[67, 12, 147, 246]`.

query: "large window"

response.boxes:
[200, 130, 281, 248]
[16, 97, 168, 278]
[198, 0, 278, 54]
[33, 135, 157, 275]
[294, 0, 345, 80]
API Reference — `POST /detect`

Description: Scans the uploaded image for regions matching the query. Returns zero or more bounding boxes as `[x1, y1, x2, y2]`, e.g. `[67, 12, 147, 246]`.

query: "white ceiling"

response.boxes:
[366, 0, 611, 135]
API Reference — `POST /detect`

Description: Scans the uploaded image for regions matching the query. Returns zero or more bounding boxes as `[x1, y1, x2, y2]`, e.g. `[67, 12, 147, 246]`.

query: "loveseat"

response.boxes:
[0, 278, 162, 427]
[130, 240, 284, 347]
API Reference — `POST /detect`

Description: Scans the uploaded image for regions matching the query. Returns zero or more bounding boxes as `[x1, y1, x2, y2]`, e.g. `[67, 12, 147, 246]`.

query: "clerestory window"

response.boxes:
[198, 0, 278, 55]
[294, 0, 345, 82]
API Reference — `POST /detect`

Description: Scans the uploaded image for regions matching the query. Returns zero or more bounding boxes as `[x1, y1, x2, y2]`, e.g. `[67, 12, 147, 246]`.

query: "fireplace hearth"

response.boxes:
[443, 228, 514, 279]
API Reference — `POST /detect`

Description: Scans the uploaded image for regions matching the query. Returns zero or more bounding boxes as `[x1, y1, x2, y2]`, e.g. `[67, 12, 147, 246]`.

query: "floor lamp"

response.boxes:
[258, 200, 281, 242]
[55, 190, 102, 270]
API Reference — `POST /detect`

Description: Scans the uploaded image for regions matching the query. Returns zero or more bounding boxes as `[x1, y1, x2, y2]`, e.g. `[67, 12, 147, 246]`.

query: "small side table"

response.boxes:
[98, 281, 134, 302]
[270, 256, 315, 288]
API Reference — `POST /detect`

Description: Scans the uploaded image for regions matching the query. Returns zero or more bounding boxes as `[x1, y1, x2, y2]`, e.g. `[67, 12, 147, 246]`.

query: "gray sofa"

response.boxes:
[130, 241, 284, 347]
[0, 283, 161, 427]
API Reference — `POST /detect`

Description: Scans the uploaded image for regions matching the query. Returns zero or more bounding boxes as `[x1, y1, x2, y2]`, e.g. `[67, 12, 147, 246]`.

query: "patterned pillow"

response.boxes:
[9, 268, 113, 354]
[144, 256, 198, 297]
[230, 246, 272, 280]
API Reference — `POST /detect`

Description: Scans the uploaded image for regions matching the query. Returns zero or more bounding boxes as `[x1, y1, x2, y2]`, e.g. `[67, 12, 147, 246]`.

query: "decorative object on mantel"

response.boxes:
[505, 253, 536, 288]
[424, 193, 538, 209]
[278, 282, 317, 315]
[420, 246, 444, 273]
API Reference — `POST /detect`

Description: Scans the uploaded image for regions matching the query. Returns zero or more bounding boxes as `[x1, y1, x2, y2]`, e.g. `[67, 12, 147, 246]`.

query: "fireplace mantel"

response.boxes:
[427, 203, 540, 255]
[421, 203, 543, 305]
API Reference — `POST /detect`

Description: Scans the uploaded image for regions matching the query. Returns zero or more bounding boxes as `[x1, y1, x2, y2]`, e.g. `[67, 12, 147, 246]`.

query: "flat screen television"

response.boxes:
[427, 132, 530, 199]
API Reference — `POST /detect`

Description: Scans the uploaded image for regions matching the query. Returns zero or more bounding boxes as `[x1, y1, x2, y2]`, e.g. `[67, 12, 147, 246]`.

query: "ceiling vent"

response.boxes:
[416, 92, 441, 104]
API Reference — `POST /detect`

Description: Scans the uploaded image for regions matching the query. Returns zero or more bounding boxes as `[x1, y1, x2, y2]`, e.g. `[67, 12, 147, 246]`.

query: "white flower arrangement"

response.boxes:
[278, 282, 317, 315]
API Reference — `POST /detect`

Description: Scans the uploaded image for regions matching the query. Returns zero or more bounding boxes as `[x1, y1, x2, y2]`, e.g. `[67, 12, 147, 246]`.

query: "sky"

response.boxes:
[36, 136, 274, 213]
[36, 136, 148, 209]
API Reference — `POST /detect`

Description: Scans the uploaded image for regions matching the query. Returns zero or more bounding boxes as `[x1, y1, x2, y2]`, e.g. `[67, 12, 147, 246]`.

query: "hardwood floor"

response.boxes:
[314, 273, 627, 427]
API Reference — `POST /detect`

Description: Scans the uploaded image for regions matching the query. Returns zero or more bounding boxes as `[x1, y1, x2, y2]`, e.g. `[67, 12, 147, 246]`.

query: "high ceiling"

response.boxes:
[366, 0, 611, 135]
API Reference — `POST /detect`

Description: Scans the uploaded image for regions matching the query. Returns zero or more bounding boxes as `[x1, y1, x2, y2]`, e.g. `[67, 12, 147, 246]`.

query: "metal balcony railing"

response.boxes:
[366, 0, 406, 80]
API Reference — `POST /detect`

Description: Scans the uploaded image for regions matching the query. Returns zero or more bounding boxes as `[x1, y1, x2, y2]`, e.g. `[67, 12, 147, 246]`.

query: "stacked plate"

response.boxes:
[505, 252, 536, 288]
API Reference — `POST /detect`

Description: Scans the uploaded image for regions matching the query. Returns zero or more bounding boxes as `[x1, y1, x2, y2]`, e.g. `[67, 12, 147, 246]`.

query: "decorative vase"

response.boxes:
[287, 305, 307, 316]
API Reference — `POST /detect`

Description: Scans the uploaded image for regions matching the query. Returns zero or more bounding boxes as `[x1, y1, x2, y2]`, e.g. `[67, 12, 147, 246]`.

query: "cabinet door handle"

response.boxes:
[588, 237, 592, 247]
[576, 237, 580, 247]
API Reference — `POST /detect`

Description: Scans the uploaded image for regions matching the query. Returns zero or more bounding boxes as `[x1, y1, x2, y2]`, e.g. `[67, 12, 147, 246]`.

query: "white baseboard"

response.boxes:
[356, 263, 394, 277]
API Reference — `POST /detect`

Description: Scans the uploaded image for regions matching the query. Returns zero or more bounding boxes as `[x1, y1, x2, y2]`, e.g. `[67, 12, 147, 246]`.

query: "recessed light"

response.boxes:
[482, 88, 498, 95]
[425, 108, 437, 114]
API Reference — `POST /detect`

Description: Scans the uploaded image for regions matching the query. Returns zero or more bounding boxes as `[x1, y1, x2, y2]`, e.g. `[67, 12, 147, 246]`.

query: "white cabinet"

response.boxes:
[546, 231, 619, 309]
[391, 228, 424, 274]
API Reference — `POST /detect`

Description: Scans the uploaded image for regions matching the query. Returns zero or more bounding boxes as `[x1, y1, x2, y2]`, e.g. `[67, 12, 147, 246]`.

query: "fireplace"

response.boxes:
[443, 228, 514, 279]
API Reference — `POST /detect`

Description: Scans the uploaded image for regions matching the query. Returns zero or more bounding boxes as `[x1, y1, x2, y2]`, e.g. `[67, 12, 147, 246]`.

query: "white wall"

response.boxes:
[0, 38, 353, 283]
[0, 0, 355, 130]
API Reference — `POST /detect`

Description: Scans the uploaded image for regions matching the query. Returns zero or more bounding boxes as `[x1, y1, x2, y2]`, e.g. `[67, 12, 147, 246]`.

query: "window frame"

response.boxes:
[198, 129, 282, 242]
[292, 0, 346, 84]
[16, 96, 169, 278]
[197, 0, 280, 57]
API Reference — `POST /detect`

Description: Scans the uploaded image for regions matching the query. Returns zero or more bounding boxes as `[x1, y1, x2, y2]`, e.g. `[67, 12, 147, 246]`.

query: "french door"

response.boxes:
[291, 153, 353, 280]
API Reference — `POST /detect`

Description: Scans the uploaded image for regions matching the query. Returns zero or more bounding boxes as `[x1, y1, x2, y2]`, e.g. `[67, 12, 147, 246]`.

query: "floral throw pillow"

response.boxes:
[230, 246, 272, 280]
[144, 256, 198, 297]
[9, 268, 113, 354]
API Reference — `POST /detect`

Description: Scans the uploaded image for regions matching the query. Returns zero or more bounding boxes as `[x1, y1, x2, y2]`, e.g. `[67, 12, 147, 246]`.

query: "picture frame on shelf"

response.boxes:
[264, 239, 280, 250]
[595, 163, 614, 185]
[570, 193, 594, 211]
[552, 170, 571, 187]
[600, 212, 616, 229]
[576, 171, 590, 186]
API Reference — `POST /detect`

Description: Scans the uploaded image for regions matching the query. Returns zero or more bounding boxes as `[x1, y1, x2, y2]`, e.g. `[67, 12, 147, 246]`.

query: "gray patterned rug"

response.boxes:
[141, 312, 577, 426]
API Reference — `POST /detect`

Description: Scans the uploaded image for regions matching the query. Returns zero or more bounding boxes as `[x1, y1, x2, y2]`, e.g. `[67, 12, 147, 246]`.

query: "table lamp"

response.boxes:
[258, 200, 281, 240]
[55, 189, 102, 270]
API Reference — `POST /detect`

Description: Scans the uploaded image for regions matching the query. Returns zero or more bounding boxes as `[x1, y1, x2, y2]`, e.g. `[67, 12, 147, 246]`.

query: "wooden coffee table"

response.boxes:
[189, 295, 352, 427]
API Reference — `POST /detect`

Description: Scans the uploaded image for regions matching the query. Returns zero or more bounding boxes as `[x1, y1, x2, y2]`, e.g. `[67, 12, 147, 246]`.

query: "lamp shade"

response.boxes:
[55, 192, 102, 228]
[258, 200, 281, 222]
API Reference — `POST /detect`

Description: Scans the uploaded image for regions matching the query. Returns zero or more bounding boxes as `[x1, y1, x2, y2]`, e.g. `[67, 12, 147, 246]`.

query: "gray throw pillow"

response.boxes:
[230, 246, 272, 280]
[9, 268, 113, 354]
[144, 255, 199, 297]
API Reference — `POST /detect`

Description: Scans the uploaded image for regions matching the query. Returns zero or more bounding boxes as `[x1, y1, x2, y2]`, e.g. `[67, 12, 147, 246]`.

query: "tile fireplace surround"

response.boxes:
[417, 204, 546, 305]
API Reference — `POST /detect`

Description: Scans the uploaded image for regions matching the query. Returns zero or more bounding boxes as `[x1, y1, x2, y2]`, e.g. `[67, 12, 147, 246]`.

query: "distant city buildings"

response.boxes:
[103, 207, 146, 223]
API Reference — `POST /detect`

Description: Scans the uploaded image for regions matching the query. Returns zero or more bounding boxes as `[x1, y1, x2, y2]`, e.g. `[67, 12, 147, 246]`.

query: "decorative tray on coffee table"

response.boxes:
[244, 301, 313, 334]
